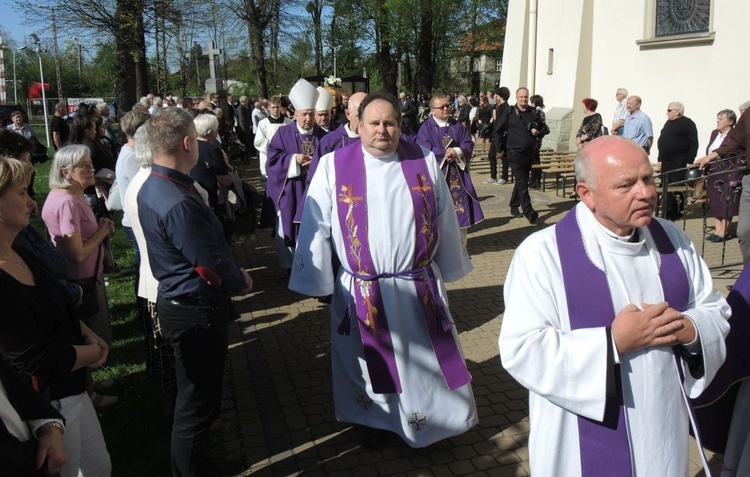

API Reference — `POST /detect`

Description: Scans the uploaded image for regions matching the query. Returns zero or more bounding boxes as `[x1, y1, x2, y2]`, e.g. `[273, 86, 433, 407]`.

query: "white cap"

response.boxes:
[315, 87, 334, 112]
[288, 79, 319, 111]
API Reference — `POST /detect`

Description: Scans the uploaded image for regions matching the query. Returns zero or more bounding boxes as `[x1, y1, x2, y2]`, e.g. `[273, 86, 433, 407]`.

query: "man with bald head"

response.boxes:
[500, 136, 730, 476]
[622, 95, 653, 153]
[290, 91, 477, 448]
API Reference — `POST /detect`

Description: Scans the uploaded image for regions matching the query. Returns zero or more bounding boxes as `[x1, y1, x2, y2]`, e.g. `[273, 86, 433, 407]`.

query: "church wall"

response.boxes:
[503, 0, 750, 159]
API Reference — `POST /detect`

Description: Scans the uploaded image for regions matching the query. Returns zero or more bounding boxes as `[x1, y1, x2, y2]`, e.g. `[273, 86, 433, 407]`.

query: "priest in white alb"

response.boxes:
[289, 92, 478, 448]
[499, 136, 730, 476]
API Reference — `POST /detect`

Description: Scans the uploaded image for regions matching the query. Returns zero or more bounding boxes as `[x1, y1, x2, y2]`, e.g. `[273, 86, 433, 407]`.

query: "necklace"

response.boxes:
[0, 251, 28, 270]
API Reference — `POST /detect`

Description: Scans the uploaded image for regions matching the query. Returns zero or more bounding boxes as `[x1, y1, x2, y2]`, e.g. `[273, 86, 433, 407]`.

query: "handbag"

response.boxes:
[73, 245, 101, 318]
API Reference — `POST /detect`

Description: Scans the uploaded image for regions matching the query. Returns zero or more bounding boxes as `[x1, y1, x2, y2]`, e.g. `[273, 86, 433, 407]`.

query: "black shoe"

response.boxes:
[510, 207, 522, 218]
[707, 234, 725, 243]
[527, 211, 539, 224]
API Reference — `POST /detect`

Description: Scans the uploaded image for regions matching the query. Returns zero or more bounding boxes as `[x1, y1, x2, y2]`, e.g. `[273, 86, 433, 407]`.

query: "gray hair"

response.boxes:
[617, 87, 628, 96]
[134, 124, 153, 168]
[739, 101, 750, 114]
[718, 109, 737, 125]
[95, 101, 107, 111]
[193, 114, 219, 137]
[49, 144, 90, 189]
[153, 97, 163, 107]
[668, 101, 684, 115]
[574, 146, 598, 189]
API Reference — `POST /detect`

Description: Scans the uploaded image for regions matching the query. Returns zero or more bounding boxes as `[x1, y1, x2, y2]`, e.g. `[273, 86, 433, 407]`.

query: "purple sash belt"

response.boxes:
[556, 207, 688, 476]
[333, 141, 472, 394]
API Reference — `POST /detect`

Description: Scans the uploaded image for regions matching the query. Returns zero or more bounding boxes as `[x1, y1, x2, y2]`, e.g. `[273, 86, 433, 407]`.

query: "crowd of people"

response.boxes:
[0, 81, 748, 477]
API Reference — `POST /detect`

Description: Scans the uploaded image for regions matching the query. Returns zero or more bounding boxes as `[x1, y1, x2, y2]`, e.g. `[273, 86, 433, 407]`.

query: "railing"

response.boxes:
[655, 153, 746, 265]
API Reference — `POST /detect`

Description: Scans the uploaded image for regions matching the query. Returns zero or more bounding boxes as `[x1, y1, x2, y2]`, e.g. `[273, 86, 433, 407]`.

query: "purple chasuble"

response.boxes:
[416, 117, 484, 228]
[333, 141, 472, 394]
[555, 208, 689, 477]
[691, 263, 750, 452]
[266, 122, 325, 244]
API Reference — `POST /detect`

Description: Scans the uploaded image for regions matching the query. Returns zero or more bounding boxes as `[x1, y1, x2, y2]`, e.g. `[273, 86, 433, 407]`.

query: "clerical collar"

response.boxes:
[594, 218, 640, 243]
[433, 118, 449, 127]
[268, 115, 285, 124]
[296, 124, 313, 135]
[344, 124, 359, 138]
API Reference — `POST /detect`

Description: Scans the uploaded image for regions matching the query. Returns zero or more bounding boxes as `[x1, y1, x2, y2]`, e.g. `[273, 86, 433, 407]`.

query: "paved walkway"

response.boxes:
[219, 157, 742, 476]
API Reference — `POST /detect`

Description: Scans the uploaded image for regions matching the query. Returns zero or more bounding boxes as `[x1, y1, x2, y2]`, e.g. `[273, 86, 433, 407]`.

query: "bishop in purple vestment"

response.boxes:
[265, 79, 327, 268]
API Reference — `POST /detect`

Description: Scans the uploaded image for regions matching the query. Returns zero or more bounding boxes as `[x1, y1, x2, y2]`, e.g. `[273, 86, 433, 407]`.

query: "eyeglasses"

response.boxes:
[432, 104, 450, 110]
[667, 109, 675, 112]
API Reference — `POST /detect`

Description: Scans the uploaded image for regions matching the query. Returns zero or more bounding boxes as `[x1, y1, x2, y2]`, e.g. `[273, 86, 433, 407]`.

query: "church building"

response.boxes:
[501, 0, 747, 156]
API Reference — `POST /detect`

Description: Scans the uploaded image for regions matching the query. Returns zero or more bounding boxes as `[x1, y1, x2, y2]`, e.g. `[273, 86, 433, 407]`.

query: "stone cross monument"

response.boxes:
[202, 41, 223, 93]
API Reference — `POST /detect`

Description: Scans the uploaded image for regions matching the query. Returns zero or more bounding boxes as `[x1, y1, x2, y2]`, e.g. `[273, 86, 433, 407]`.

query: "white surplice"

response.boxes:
[499, 202, 730, 476]
[289, 145, 478, 448]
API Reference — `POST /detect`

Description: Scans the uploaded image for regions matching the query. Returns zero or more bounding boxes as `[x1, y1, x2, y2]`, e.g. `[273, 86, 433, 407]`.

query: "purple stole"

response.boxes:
[556, 208, 689, 476]
[333, 141, 472, 394]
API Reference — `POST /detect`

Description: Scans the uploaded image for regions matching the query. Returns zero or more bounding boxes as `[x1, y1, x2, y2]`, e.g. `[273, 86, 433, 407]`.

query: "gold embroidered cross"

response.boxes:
[338, 185, 363, 204]
[411, 175, 432, 193]
[441, 134, 453, 149]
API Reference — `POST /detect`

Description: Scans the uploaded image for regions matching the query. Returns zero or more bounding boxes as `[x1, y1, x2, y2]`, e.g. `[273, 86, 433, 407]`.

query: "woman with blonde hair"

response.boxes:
[0, 155, 112, 476]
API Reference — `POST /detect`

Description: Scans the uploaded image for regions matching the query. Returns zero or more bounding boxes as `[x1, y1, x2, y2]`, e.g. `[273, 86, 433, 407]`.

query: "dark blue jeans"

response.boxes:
[156, 296, 230, 477]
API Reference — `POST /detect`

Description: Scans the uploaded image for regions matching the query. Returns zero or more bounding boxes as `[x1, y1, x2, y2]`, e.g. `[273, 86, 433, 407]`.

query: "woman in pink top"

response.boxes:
[41, 145, 118, 407]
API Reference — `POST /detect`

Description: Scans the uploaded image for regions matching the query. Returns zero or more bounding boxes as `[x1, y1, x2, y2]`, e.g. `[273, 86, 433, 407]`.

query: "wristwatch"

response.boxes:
[35, 421, 64, 438]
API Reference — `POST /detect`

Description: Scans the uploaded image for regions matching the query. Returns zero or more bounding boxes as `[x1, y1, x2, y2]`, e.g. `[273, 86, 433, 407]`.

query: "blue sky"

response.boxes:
[1, 2, 44, 45]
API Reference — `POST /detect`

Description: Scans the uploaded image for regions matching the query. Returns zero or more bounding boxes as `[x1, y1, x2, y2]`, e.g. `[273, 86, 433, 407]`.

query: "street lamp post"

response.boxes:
[38, 5, 63, 101]
[73, 36, 82, 83]
[3, 46, 27, 104]
[29, 34, 51, 148]
[333, 45, 340, 78]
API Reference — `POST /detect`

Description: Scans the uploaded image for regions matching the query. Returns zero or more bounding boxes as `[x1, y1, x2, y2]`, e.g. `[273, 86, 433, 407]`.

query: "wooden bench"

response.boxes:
[532, 153, 576, 193]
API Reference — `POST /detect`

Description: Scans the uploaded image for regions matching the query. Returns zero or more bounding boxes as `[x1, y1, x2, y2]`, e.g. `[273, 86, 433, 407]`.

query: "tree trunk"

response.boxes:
[241, 0, 268, 98]
[114, 0, 147, 113]
[374, 1, 396, 94]
[415, 7, 434, 94]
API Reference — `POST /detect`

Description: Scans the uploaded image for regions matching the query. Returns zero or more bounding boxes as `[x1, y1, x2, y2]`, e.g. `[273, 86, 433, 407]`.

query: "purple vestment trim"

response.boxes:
[333, 142, 471, 394]
[556, 209, 688, 477]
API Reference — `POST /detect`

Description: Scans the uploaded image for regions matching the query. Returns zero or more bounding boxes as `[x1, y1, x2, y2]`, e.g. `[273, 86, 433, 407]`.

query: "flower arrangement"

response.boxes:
[324, 76, 342, 88]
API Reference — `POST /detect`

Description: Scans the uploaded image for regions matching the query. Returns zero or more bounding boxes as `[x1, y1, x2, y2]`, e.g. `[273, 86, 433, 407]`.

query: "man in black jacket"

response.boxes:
[487, 87, 511, 184]
[505, 87, 541, 224]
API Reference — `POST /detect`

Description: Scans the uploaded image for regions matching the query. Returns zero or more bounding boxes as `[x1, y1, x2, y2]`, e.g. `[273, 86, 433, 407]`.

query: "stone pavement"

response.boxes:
[219, 157, 742, 476]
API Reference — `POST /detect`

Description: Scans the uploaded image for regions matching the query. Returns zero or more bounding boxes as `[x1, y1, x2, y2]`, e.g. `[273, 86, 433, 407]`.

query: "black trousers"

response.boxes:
[157, 296, 231, 477]
[508, 151, 534, 216]
[501, 152, 510, 182]
[488, 143, 498, 180]
[660, 162, 687, 220]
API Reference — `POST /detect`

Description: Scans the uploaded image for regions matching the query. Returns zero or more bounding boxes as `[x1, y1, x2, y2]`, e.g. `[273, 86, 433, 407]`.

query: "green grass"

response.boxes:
[30, 148, 173, 476]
